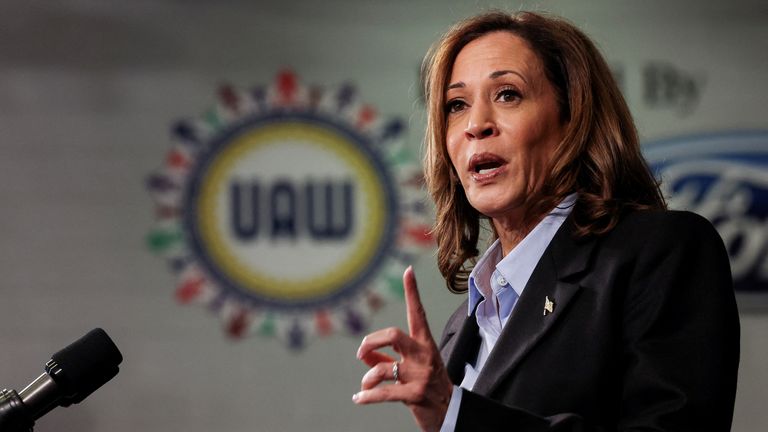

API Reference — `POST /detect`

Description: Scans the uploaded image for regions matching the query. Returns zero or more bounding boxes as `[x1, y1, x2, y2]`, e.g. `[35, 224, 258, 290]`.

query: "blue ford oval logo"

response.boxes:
[644, 131, 768, 294]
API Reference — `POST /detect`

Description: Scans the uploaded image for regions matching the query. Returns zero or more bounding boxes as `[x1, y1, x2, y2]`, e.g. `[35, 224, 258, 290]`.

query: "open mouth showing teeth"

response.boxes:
[475, 161, 502, 174]
[469, 153, 506, 176]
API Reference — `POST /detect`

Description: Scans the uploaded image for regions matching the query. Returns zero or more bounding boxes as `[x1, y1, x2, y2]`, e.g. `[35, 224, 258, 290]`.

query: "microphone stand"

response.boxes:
[0, 388, 34, 432]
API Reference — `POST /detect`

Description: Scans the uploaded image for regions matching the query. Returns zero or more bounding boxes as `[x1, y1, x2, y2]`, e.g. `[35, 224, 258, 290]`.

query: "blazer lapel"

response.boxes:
[443, 304, 481, 385]
[471, 219, 597, 396]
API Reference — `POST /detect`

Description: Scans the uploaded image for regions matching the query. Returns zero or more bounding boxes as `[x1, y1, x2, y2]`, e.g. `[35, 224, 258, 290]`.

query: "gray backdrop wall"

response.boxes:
[1, 0, 766, 431]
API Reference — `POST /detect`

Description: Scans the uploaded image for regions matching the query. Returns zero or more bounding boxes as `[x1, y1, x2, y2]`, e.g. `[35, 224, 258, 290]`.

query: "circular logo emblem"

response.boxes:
[146, 71, 433, 348]
[185, 114, 397, 309]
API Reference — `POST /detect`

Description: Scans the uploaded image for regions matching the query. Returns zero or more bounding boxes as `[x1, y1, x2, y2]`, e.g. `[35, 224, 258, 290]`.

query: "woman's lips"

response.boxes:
[468, 152, 507, 182]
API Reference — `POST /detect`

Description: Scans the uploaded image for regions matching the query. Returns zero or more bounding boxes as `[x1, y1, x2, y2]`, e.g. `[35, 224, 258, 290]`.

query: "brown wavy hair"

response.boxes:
[422, 11, 666, 293]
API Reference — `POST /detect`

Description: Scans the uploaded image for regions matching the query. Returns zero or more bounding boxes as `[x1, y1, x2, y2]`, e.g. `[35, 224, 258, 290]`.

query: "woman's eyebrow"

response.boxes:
[446, 70, 528, 91]
[489, 70, 527, 83]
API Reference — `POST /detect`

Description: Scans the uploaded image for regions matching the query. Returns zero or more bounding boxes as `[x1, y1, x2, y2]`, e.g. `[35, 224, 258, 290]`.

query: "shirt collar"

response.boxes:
[467, 193, 577, 315]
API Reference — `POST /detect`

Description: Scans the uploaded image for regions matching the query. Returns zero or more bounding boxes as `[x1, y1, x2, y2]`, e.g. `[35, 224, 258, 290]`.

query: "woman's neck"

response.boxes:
[492, 211, 547, 256]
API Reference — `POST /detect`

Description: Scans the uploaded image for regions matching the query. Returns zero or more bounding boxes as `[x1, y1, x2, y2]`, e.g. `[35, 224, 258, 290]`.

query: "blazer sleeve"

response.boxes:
[452, 212, 740, 431]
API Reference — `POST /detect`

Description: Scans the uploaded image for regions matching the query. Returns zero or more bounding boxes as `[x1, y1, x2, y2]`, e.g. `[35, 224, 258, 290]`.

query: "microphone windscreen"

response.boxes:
[49, 328, 123, 405]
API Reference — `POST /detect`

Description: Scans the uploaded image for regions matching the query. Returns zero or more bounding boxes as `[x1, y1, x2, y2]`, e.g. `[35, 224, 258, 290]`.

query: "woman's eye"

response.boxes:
[445, 99, 467, 114]
[496, 89, 521, 102]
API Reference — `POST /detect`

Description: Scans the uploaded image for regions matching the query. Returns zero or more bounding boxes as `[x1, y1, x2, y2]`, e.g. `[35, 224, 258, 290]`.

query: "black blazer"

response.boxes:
[438, 210, 740, 431]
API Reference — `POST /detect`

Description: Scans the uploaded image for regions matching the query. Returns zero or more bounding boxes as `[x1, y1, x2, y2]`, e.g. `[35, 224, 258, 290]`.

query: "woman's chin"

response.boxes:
[468, 199, 521, 221]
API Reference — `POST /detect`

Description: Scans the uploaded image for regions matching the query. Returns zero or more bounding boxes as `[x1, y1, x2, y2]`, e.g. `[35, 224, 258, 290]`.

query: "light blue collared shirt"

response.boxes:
[440, 194, 576, 432]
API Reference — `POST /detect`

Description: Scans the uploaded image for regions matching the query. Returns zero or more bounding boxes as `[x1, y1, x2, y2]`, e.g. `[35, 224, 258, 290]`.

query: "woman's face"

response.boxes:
[445, 31, 565, 223]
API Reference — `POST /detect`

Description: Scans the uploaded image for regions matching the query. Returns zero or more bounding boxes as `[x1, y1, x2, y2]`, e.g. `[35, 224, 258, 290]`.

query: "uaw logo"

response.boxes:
[644, 131, 768, 296]
[146, 71, 433, 348]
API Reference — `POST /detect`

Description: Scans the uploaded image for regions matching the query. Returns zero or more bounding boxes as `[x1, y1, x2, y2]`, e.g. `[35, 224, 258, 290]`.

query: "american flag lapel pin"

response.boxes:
[543, 296, 555, 316]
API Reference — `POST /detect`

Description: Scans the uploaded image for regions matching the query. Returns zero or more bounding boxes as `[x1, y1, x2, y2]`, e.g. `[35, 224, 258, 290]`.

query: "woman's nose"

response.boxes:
[464, 107, 499, 140]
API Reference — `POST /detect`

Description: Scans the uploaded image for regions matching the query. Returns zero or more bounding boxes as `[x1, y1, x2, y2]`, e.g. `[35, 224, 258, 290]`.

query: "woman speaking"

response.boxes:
[353, 11, 739, 431]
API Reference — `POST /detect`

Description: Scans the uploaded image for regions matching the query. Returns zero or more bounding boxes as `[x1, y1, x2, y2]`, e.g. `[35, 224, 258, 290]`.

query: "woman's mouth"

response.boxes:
[475, 161, 502, 174]
[468, 152, 507, 180]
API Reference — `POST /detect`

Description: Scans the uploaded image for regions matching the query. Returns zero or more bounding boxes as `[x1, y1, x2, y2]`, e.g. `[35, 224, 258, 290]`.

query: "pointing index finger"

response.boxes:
[404, 265, 432, 340]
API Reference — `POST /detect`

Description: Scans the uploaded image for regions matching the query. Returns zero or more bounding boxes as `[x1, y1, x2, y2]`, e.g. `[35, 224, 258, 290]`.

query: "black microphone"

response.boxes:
[0, 328, 123, 432]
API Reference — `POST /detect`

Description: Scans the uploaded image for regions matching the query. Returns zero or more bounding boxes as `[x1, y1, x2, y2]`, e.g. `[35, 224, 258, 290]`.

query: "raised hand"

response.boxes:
[353, 266, 453, 432]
